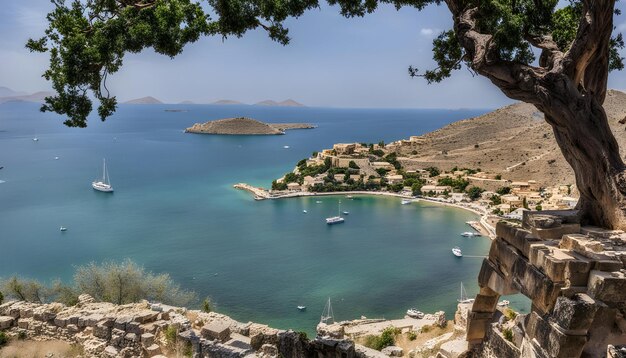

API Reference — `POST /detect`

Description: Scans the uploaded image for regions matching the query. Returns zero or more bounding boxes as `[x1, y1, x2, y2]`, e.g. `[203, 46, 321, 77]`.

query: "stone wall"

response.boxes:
[466, 210, 626, 357]
[0, 294, 372, 358]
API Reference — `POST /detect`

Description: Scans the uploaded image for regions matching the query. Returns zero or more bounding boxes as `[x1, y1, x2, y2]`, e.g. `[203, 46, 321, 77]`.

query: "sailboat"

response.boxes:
[92, 159, 114, 192]
[325, 200, 345, 224]
[320, 297, 335, 324]
[457, 282, 475, 304]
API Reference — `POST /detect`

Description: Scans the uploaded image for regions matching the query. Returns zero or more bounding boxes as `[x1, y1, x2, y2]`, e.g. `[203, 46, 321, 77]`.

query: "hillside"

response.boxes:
[124, 96, 163, 104]
[185, 117, 314, 135]
[212, 99, 244, 105]
[397, 89, 626, 187]
[255, 99, 305, 107]
[0, 90, 55, 104]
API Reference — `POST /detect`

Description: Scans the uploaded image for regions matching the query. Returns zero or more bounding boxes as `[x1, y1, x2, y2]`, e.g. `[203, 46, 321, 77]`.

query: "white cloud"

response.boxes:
[420, 28, 439, 37]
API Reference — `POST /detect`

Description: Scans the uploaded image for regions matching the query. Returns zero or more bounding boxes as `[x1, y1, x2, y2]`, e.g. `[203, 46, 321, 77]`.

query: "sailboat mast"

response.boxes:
[102, 159, 106, 182]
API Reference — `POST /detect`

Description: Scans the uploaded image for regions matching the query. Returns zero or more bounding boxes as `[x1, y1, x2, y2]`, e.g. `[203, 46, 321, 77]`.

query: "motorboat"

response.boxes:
[497, 300, 510, 307]
[59, 227, 67, 232]
[297, 306, 306, 311]
[452, 247, 463, 257]
[406, 308, 424, 319]
[342, 211, 349, 215]
[401, 199, 412, 205]
[461, 232, 476, 237]
[303, 210, 308, 213]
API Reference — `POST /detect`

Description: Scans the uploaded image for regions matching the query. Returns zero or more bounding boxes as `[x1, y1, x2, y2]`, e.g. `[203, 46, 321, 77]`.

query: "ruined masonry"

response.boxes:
[468, 210, 626, 357]
[0, 294, 366, 357]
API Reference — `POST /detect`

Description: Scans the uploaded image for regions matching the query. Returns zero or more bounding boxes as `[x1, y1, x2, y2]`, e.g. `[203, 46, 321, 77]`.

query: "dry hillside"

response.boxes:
[399, 89, 626, 187]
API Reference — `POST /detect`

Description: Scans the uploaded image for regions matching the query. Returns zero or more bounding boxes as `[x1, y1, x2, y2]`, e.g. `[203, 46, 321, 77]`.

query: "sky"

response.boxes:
[1, 1, 626, 109]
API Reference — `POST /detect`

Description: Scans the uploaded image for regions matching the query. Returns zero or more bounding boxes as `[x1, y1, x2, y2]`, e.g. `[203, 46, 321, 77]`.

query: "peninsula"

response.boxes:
[185, 117, 315, 135]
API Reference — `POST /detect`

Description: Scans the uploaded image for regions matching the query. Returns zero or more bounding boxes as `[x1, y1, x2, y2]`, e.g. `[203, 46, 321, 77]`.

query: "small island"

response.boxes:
[185, 117, 315, 135]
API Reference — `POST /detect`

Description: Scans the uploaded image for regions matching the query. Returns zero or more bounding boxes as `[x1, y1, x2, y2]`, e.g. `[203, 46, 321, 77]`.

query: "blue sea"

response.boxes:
[0, 102, 526, 334]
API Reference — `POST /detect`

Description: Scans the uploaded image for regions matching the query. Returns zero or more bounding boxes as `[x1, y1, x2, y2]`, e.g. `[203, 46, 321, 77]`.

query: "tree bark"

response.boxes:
[538, 87, 626, 229]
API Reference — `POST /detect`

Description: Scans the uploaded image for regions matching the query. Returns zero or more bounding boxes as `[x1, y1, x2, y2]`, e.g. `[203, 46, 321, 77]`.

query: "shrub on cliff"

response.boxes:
[74, 260, 196, 306]
[0, 290, 3, 304]
[363, 326, 397, 351]
[0, 331, 8, 347]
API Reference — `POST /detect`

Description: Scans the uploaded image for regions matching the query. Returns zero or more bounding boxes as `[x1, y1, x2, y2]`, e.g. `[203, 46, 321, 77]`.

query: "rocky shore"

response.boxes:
[185, 117, 315, 135]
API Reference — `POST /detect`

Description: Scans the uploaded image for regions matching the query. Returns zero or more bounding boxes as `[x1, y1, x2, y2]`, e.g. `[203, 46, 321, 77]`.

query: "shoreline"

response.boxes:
[233, 183, 497, 239]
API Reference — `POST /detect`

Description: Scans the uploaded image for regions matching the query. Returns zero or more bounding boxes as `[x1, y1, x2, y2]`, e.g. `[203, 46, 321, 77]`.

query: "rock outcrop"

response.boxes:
[0, 294, 376, 357]
[185, 117, 314, 135]
[466, 210, 626, 358]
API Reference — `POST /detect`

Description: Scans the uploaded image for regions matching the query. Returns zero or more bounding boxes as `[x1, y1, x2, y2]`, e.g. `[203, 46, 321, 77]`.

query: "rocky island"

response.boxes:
[185, 117, 315, 135]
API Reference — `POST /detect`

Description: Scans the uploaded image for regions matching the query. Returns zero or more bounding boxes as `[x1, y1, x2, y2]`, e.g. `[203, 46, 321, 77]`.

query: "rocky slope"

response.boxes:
[0, 294, 373, 358]
[185, 117, 314, 135]
[124, 97, 163, 105]
[398, 89, 626, 187]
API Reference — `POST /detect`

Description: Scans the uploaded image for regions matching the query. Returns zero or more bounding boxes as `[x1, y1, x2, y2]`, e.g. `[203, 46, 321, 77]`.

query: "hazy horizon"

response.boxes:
[1, 2, 625, 109]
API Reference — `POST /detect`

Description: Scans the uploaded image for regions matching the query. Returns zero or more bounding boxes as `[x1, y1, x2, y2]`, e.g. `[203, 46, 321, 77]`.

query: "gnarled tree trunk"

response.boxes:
[446, 0, 626, 229]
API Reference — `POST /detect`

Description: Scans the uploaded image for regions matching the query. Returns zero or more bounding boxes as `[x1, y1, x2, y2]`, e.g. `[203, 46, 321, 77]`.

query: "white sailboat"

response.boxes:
[457, 282, 475, 304]
[452, 246, 463, 257]
[325, 200, 345, 224]
[92, 159, 114, 192]
[320, 297, 335, 324]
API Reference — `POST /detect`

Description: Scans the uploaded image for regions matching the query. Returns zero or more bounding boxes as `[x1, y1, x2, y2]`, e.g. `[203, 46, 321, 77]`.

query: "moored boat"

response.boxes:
[92, 159, 114, 192]
[297, 305, 306, 311]
[406, 308, 424, 319]
[401, 199, 411, 205]
[452, 246, 463, 257]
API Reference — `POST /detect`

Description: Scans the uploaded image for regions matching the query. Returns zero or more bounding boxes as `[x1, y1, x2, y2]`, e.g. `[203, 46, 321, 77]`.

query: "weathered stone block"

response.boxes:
[114, 315, 133, 330]
[594, 259, 624, 272]
[0, 316, 15, 329]
[512, 257, 562, 314]
[93, 323, 111, 340]
[541, 250, 575, 283]
[496, 222, 540, 258]
[145, 344, 162, 356]
[523, 210, 580, 230]
[588, 270, 626, 303]
[532, 223, 581, 240]
[141, 332, 155, 347]
[471, 293, 499, 313]
[489, 238, 521, 276]
[527, 311, 587, 358]
[529, 243, 551, 267]
[466, 311, 494, 341]
[124, 332, 138, 342]
[103, 345, 119, 357]
[551, 294, 598, 334]
[201, 321, 231, 342]
[581, 226, 624, 239]
[477, 259, 519, 295]
[564, 253, 593, 286]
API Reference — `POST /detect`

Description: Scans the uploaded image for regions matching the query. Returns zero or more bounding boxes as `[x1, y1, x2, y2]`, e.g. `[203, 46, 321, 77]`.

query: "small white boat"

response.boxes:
[401, 199, 411, 205]
[497, 300, 510, 307]
[92, 159, 114, 192]
[316, 200, 322, 204]
[406, 308, 424, 319]
[297, 306, 306, 311]
[342, 211, 349, 215]
[346, 195, 354, 199]
[33, 137, 39, 142]
[303, 210, 308, 213]
[283, 145, 290, 149]
[461, 232, 476, 237]
[54, 156, 59, 160]
[59, 227, 67, 232]
[452, 246, 463, 257]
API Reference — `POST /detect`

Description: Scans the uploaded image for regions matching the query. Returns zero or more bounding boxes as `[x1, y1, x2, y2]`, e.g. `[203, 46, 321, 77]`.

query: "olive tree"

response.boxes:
[27, 0, 626, 228]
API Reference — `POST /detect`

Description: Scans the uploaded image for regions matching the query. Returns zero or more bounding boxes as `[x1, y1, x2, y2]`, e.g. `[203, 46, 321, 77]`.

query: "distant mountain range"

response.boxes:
[0, 86, 54, 104]
[254, 99, 304, 107]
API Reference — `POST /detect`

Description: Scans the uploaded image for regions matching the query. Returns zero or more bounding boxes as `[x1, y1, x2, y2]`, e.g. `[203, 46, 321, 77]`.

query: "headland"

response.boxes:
[185, 117, 315, 135]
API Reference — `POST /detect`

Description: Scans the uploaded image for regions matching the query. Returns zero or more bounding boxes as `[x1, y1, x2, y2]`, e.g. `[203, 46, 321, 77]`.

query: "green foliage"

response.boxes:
[535, 205, 542, 211]
[502, 327, 513, 342]
[496, 187, 512, 195]
[348, 160, 360, 169]
[420, 324, 431, 333]
[0, 290, 3, 305]
[375, 168, 390, 177]
[437, 177, 470, 192]
[284, 172, 299, 183]
[523, 197, 529, 209]
[363, 327, 396, 351]
[202, 297, 213, 313]
[425, 167, 440, 177]
[388, 183, 404, 193]
[0, 331, 7, 347]
[467, 186, 484, 200]
[272, 180, 288, 191]
[490, 195, 502, 206]
[495, 174, 502, 180]
[73, 259, 196, 306]
[371, 149, 385, 157]
[311, 151, 318, 157]
[164, 325, 178, 346]
[504, 308, 517, 321]
[17, 331, 27, 340]
[411, 182, 424, 196]
[407, 330, 417, 341]
[297, 331, 309, 341]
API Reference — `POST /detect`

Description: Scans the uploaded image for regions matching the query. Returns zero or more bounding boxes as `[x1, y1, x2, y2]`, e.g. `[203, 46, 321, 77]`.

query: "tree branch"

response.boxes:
[562, 0, 615, 100]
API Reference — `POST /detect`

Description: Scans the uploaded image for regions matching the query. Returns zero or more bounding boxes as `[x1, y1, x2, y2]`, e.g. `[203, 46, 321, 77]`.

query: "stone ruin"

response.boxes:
[467, 210, 626, 358]
[0, 293, 378, 357]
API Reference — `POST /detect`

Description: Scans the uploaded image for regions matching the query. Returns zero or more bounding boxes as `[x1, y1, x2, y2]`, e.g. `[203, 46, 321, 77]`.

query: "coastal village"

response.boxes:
[237, 135, 579, 237]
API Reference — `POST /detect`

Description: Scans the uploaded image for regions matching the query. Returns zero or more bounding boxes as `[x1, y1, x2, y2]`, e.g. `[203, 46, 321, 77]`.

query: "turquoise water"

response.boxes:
[0, 102, 524, 334]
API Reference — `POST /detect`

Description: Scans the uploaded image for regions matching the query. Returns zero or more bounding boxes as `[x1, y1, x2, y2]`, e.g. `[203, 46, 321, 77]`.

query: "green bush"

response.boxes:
[407, 331, 417, 341]
[504, 308, 517, 321]
[202, 298, 213, 313]
[297, 331, 309, 341]
[425, 166, 440, 177]
[0, 290, 3, 304]
[348, 161, 360, 169]
[496, 186, 511, 195]
[164, 325, 178, 346]
[467, 186, 484, 200]
[363, 327, 397, 351]
[502, 328, 513, 342]
[0, 331, 7, 347]
[17, 331, 27, 340]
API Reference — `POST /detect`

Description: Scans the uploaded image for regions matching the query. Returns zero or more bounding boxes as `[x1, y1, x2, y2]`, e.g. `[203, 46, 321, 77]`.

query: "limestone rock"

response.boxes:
[0, 316, 15, 329]
[381, 345, 403, 356]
